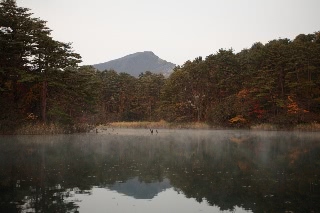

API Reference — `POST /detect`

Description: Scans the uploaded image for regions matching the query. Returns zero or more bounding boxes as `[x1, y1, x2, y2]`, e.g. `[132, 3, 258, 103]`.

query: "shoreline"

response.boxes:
[1, 121, 320, 135]
[98, 121, 320, 132]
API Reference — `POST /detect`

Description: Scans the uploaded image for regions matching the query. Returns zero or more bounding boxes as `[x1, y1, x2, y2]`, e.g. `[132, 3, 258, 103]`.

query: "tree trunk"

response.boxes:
[41, 80, 47, 123]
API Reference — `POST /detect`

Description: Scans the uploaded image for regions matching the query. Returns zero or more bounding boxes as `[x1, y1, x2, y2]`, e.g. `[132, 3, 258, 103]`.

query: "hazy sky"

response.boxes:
[16, 0, 320, 66]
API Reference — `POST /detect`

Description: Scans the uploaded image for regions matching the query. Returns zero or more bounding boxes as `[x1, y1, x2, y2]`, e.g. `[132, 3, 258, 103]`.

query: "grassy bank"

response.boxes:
[0, 123, 95, 135]
[251, 122, 320, 131]
[293, 122, 320, 131]
[2, 121, 320, 135]
[101, 121, 320, 132]
[100, 120, 211, 130]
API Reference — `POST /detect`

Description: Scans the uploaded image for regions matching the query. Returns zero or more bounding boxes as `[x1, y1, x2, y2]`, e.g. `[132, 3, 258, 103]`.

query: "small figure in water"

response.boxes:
[150, 129, 153, 134]
[96, 128, 98, 133]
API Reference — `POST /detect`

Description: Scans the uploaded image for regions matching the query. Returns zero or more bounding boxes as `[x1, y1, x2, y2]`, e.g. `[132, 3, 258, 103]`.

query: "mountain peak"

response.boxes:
[137, 51, 156, 55]
[93, 51, 175, 77]
[141, 51, 154, 54]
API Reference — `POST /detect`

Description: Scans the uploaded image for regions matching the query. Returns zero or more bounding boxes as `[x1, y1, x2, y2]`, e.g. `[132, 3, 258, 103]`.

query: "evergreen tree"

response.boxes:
[0, 0, 81, 127]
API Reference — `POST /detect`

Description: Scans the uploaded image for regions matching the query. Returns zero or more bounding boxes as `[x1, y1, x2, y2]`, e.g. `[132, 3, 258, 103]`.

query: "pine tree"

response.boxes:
[0, 0, 81, 125]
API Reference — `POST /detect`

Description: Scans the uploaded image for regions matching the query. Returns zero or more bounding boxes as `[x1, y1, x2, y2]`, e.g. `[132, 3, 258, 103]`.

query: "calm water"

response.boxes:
[0, 129, 319, 212]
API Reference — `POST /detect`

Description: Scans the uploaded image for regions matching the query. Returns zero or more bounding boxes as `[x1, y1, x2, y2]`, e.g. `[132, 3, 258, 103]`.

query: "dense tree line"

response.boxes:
[163, 36, 320, 126]
[1, 0, 320, 132]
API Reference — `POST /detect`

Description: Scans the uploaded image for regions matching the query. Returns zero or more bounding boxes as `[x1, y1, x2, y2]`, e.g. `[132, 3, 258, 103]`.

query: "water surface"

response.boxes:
[0, 129, 319, 212]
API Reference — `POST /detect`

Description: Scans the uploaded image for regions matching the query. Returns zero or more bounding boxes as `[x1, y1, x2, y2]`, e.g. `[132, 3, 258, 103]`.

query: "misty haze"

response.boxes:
[1, 0, 320, 212]
[1, 129, 320, 212]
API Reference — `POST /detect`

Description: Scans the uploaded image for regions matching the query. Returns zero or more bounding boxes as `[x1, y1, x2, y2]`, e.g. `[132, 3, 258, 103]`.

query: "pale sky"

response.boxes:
[16, 0, 320, 66]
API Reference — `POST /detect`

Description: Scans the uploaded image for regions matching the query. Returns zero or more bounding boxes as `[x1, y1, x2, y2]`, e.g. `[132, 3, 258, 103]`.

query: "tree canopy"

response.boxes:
[1, 0, 320, 133]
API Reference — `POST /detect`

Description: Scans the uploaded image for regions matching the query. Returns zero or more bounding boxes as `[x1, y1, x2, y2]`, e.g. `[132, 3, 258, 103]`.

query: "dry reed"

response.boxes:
[101, 120, 210, 129]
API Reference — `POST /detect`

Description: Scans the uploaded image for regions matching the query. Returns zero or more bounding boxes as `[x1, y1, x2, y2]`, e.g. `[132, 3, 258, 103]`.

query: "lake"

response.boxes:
[0, 129, 319, 212]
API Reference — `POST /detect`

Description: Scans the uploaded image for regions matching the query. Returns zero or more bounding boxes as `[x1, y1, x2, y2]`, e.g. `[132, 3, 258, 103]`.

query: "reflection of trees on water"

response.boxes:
[0, 131, 319, 212]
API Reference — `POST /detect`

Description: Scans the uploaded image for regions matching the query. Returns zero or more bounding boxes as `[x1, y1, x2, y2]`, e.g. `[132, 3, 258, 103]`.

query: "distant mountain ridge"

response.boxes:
[93, 51, 176, 77]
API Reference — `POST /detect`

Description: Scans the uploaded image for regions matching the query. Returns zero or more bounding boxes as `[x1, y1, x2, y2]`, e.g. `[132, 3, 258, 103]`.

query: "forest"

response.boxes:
[1, 0, 320, 133]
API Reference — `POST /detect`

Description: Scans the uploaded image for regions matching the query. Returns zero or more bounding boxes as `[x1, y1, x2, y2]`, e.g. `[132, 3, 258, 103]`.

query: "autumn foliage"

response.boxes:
[1, 1, 320, 133]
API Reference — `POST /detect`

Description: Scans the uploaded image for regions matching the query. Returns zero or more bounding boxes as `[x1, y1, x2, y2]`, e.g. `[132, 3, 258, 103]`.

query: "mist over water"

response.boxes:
[0, 129, 319, 212]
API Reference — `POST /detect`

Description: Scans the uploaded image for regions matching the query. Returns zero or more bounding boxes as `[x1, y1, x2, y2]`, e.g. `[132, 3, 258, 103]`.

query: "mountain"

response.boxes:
[108, 177, 171, 199]
[92, 51, 176, 77]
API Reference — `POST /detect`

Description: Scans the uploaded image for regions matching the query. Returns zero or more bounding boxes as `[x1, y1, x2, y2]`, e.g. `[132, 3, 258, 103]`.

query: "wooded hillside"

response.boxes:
[1, 0, 320, 133]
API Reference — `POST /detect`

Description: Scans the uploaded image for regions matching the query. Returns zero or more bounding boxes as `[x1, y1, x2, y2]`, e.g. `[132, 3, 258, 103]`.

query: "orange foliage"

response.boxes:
[229, 115, 246, 124]
[26, 113, 38, 120]
[287, 96, 309, 114]
[237, 89, 249, 98]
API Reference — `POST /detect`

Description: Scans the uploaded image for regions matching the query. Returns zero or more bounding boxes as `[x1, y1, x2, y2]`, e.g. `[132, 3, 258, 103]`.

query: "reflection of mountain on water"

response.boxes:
[1, 131, 320, 212]
[108, 177, 171, 199]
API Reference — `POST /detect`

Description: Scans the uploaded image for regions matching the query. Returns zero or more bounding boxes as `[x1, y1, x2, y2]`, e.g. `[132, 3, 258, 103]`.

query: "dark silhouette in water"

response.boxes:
[150, 129, 153, 134]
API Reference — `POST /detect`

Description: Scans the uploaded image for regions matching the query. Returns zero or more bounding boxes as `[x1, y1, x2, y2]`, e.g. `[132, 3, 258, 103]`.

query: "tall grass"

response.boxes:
[15, 123, 66, 135]
[13, 123, 94, 135]
[294, 122, 320, 131]
[9, 121, 320, 135]
[102, 120, 211, 129]
[250, 122, 320, 131]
